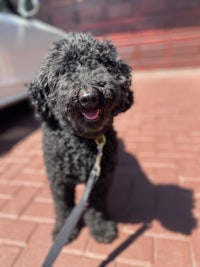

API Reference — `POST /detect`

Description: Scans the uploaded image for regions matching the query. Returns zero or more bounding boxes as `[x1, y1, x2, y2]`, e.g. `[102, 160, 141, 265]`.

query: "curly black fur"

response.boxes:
[29, 32, 133, 243]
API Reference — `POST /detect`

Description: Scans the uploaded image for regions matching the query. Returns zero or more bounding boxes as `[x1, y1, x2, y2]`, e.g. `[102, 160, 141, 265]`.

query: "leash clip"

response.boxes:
[95, 134, 106, 146]
[93, 134, 106, 180]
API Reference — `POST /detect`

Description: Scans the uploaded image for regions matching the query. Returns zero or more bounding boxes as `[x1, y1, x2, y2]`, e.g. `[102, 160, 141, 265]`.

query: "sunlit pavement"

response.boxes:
[0, 68, 200, 267]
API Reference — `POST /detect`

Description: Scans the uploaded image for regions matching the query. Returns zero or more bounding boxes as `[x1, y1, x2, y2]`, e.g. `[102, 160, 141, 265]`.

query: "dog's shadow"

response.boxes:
[102, 139, 197, 266]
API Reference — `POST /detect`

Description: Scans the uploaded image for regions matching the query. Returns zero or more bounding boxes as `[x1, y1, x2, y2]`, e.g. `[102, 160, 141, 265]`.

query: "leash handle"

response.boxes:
[42, 135, 106, 267]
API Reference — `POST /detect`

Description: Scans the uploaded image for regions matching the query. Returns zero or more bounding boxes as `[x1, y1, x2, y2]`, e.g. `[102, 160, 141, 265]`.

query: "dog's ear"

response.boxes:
[98, 40, 134, 115]
[113, 59, 134, 115]
[28, 72, 52, 121]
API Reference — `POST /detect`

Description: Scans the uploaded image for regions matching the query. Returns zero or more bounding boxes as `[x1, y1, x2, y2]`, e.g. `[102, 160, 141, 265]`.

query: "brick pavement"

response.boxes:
[0, 68, 200, 267]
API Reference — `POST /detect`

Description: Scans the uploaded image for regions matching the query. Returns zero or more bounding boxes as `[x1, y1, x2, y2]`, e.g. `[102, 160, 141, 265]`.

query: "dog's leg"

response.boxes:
[84, 131, 118, 243]
[84, 177, 118, 243]
[49, 179, 81, 243]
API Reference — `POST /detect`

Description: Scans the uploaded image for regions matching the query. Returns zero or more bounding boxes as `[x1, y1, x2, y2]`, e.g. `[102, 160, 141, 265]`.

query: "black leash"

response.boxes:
[42, 135, 106, 267]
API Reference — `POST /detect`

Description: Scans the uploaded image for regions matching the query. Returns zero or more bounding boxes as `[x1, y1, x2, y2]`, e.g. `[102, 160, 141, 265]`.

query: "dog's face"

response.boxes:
[29, 33, 133, 138]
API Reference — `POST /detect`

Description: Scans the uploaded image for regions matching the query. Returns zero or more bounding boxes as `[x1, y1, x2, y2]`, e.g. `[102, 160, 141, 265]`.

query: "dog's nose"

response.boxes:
[79, 89, 99, 109]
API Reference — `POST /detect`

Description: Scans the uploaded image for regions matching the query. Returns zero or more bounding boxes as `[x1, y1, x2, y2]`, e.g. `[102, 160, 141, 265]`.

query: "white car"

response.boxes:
[0, 10, 66, 109]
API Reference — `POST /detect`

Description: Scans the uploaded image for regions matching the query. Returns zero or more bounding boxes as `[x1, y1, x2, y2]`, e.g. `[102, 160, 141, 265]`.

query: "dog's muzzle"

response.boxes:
[79, 89, 100, 121]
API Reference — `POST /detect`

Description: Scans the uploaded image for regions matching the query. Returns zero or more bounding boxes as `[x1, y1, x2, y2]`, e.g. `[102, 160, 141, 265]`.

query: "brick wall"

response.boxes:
[37, 0, 200, 69]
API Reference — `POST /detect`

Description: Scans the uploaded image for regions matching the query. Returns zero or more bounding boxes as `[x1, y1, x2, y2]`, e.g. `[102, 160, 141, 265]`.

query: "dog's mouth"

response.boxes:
[82, 109, 100, 121]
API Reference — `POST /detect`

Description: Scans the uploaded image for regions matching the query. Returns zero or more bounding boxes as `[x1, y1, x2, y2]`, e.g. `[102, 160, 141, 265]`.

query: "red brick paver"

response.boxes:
[1, 68, 200, 267]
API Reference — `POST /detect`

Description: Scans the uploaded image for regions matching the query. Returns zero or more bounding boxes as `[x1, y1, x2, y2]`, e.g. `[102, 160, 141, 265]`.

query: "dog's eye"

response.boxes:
[59, 69, 66, 76]
[98, 81, 106, 87]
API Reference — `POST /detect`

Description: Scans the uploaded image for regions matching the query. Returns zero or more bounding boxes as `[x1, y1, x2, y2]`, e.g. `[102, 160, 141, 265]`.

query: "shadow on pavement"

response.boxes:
[109, 139, 197, 234]
[99, 223, 150, 267]
[0, 100, 39, 155]
[103, 138, 197, 266]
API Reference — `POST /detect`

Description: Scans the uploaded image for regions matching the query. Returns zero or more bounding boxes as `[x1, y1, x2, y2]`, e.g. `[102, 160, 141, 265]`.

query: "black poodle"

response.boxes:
[29, 32, 133, 243]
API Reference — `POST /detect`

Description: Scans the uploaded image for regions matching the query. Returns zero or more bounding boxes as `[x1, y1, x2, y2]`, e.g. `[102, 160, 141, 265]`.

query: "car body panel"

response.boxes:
[0, 12, 66, 109]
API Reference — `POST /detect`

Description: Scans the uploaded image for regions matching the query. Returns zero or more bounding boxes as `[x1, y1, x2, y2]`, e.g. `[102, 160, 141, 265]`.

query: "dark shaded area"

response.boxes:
[108, 139, 197, 234]
[0, 100, 39, 155]
[0, 0, 19, 15]
[102, 139, 197, 266]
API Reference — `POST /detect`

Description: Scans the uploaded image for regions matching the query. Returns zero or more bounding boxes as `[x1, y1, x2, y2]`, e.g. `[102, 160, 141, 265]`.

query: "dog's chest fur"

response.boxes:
[42, 123, 100, 183]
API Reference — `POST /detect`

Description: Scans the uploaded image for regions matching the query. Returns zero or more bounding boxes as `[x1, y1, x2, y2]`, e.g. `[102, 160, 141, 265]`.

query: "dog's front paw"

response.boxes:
[91, 220, 118, 243]
[84, 209, 118, 243]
